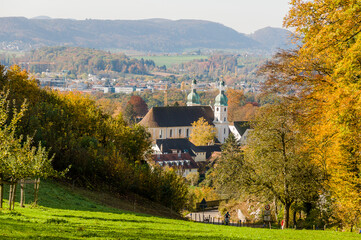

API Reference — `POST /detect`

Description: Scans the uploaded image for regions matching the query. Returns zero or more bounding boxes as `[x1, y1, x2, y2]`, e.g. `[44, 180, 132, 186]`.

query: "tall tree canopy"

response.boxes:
[215, 100, 323, 228]
[258, 0, 361, 228]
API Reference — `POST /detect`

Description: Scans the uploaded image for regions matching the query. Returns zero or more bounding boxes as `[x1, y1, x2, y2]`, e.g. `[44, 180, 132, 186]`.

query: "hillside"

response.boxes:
[0, 180, 358, 239]
[249, 27, 297, 50]
[22, 46, 155, 74]
[0, 17, 261, 52]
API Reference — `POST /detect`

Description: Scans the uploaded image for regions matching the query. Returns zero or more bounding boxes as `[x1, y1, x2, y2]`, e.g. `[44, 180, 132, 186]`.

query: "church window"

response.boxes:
[186, 128, 189, 137]
[216, 107, 219, 111]
[159, 130, 162, 138]
[170, 129, 173, 137]
[224, 108, 226, 111]
[224, 117, 226, 121]
[179, 129, 182, 136]
[224, 128, 226, 134]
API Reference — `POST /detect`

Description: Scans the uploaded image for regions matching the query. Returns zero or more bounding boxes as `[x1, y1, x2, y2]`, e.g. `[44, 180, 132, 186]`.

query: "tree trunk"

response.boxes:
[0, 182, 3, 209]
[284, 202, 291, 229]
[293, 209, 297, 226]
[12, 183, 17, 210]
[8, 184, 13, 210]
[34, 178, 40, 205]
[20, 180, 25, 208]
[274, 197, 279, 222]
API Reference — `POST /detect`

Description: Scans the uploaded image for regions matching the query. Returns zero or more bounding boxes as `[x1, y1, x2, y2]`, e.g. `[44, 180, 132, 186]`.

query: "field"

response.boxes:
[0, 181, 359, 240]
[134, 55, 208, 68]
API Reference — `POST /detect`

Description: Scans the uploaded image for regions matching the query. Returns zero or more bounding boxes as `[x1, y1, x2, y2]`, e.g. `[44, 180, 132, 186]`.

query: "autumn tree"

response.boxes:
[186, 172, 199, 186]
[0, 64, 188, 212]
[127, 95, 148, 117]
[226, 88, 246, 121]
[255, 0, 361, 229]
[189, 117, 216, 146]
[216, 100, 324, 228]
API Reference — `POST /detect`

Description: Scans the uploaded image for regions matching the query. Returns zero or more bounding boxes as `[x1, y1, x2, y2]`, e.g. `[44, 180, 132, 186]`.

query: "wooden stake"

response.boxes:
[12, 183, 17, 210]
[20, 180, 25, 208]
[0, 183, 3, 209]
[8, 184, 13, 210]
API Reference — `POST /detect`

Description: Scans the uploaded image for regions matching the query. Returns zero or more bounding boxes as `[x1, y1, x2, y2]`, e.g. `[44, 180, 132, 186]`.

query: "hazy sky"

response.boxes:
[1, 0, 291, 34]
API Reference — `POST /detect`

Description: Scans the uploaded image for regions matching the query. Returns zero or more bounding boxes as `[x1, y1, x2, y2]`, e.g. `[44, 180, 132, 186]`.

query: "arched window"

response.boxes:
[179, 128, 182, 136]
[170, 129, 173, 137]
[186, 128, 189, 137]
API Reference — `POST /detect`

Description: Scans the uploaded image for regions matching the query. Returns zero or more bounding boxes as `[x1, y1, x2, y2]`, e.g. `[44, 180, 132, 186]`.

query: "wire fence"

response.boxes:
[188, 213, 265, 228]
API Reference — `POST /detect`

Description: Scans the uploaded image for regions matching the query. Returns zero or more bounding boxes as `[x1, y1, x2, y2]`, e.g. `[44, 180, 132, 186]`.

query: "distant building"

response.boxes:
[152, 138, 221, 177]
[153, 138, 221, 163]
[153, 152, 198, 177]
[140, 79, 229, 143]
[229, 121, 252, 145]
[38, 77, 66, 88]
[114, 86, 136, 94]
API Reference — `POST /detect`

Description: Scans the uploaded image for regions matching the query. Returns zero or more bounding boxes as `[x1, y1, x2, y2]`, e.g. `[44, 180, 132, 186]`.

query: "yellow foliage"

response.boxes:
[189, 117, 216, 146]
[273, 0, 361, 227]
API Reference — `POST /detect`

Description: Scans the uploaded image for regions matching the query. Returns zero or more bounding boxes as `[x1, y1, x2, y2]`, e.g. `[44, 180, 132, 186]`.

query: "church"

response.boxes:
[139, 79, 229, 144]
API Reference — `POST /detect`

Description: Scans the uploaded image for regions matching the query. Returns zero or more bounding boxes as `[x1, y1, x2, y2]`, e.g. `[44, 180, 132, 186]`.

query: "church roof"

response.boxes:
[139, 106, 214, 128]
[231, 121, 250, 136]
[155, 138, 222, 159]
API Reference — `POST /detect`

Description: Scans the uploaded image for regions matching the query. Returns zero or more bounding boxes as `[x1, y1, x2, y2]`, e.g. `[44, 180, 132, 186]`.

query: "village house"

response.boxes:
[152, 152, 198, 177]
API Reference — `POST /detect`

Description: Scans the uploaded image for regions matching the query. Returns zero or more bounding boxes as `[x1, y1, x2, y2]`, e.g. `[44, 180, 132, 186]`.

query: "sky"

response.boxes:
[0, 0, 291, 34]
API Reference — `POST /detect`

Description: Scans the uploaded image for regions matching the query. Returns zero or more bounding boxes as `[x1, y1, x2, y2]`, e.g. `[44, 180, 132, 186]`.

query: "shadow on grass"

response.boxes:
[53, 213, 167, 224]
[0, 214, 256, 240]
[2, 180, 161, 219]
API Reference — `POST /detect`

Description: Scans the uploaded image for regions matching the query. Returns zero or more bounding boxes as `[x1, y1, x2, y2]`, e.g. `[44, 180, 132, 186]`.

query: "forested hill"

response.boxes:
[0, 17, 264, 52]
[22, 47, 156, 75]
[248, 27, 296, 50]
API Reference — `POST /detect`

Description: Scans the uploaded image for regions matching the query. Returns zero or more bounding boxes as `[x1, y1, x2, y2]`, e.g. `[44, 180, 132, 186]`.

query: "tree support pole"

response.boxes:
[8, 184, 13, 210]
[0, 183, 3, 209]
[12, 183, 17, 210]
[20, 180, 25, 208]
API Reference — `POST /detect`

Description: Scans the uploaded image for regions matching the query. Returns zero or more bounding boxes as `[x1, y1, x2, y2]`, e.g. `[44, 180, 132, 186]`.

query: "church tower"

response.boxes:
[213, 80, 229, 143]
[187, 79, 201, 106]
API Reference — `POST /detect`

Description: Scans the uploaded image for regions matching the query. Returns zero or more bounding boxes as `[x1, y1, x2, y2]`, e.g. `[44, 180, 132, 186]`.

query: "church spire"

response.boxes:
[215, 80, 228, 106]
[187, 79, 200, 106]
[213, 79, 229, 143]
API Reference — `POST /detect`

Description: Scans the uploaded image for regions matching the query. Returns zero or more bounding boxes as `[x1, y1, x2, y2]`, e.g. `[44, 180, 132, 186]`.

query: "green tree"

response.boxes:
[0, 92, 56, 210]
[213, 134, 244, 196]
[123, 104, 137, 124]
[246, 101, 324, 228]
[215, 100, 323, 228]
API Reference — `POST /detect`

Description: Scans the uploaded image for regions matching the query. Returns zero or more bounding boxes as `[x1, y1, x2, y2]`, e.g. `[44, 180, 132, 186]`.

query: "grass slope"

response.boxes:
[0, 181, 358, 240]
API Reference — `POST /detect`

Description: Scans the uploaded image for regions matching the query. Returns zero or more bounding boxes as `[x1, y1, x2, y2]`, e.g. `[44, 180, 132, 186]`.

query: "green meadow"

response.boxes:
[0, 181, 358, 240]
[135, 55, 208, 68]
